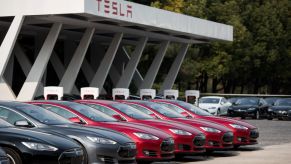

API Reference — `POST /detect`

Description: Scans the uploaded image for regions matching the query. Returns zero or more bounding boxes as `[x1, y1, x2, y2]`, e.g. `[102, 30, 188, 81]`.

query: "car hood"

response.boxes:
[41, 124, 133, 145]
[102, 122, 171, 139]
[230, 105, 258, 110]
[201, 116, 257, 129]
[0, 127, 81, 150]
[133, 119, 203, 135]
[270, 106, 291, 111]
[171, 118, 231, 132]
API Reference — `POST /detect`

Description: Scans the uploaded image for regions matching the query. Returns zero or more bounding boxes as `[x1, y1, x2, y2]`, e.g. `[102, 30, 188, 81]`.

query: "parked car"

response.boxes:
[268, 98, 291, 120]
[30, 101, 175, 161]
[0, 118, 84, 164]
[0, 101, 137, 164]
[264, 97, 281, 106]
[76, 100, 207, 156]
[198, 96, 231, 115]
[150, 99, 259, 149]
[227, 97, 241, 105]
[227, 97, 269, 119]
[119, 101, 234, 152]
[0, 146, 9, 164]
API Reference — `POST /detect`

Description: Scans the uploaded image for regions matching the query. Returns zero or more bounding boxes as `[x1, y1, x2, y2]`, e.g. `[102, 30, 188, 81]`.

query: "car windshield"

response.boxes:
[265, 98, 279, 105]
[0, 119, 13, 127]
[199, 98, 220, 104]
[11, 103, 72, 125]
[140, 102, 185, 118]
[57, 102, 118, 122]
[274, 99, 291, 106]
[235, 98, 259, 105]
[174, 101, 212, 116]
[109, 103, 153, 120]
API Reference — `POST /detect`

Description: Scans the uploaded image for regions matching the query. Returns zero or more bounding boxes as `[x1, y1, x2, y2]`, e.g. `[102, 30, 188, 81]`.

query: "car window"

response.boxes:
[199, 98, 220, 104]
[0, 107, 34, 127]
[128, 104, 154, 115]
[221, 98, 227, 104]
[38, 104, 78, 119]
[156, 102, 185, 114]
[141, 102, 185, 118]
[86, 104, 120, 116]
[174, 101, 212, 116]
[109, 103, 153, 120]
[0, 118, 13, 127]
[236, 98, 259, 105]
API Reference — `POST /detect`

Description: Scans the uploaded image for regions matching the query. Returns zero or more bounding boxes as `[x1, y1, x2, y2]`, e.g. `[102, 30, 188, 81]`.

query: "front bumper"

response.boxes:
[136, 138, 174, 160]
[22, 148, 84, 164]
[204, 132, 234, 151]
[233, 129, 259, 146]
[86, 142, 136, 164]
[228, 110, 256, 117]
[270, 111, 291, 119]
[174, 134, 206, 155]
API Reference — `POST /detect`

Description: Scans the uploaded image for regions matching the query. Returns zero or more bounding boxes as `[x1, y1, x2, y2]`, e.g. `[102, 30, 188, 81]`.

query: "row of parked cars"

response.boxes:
[0, 93, 260, 164]
[198, 96, 291, 120]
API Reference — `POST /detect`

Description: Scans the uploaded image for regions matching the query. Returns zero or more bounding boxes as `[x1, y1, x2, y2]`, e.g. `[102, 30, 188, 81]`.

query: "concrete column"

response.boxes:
[4, 54, 14, 86]
[0, 15, 25, 100]
[159, 43, 189, 94]
[116, 37, 148, 88]
[90, 33, 123, 88]
[64, 39, 76, 67]
[59, 28, 95, 93]
[139, 41, 170, 89]
[17, 23, 62, 101]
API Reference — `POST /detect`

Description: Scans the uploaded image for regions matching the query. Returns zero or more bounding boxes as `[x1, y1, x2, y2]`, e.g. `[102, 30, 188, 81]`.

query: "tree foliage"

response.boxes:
[131, 0, 290, 94]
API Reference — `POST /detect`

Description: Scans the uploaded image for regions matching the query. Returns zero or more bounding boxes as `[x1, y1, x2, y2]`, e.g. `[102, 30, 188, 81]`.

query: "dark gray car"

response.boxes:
[0, 101, 137, 164]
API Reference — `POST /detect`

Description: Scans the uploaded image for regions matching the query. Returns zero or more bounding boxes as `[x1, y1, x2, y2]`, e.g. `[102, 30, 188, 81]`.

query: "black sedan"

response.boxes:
[0, 101, 137, 164]
[0, 119, 84, 164]
[0, 147, 9, 164]
[228, 97, 269, 119]
[268, 98, 291, 120]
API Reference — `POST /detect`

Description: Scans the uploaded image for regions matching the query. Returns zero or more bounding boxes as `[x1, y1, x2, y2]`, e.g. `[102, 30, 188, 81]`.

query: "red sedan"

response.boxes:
[151, 99, 259, 148]
[76, 100, 207, 156]
[28, 101, 175, 161]
[118, 101, 234, 152]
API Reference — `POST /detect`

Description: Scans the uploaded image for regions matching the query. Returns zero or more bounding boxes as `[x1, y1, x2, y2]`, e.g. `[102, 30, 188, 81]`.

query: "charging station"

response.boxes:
[164, 90, 179, 100]
[112, 88, 129, 100]
[81, 87, 99, 100]
[140, 89, 156, 100]
[44, 86, 63, 100]
[185, 90, 200, 105]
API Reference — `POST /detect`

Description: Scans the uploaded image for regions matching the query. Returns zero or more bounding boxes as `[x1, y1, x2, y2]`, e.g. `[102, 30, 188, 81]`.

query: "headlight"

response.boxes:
[133, 133, 159, 140]
[22, 142, 58, 151]
[229, 124, 248, 130]
[86, 136, 117, 144]
[208, 107, 217, 110]
[200, 127, 221, 133]
[169, 129, 192, 136]
[248, 108, 256, 111]
[268, 108, 273, 112]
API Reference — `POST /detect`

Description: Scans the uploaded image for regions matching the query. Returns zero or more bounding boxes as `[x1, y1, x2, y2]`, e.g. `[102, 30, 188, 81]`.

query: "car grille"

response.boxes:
[250, 129, 259, 139]
[58, 148, 84, 164]
[222, 132, 234, 143]
[178, 144, 191, 151]
[161, 138, 175, 152]
[0, 157, 9, 164]
[118, 143, 136, 158]
[143, 150, 158, 157]
[193, 134, 206, 147]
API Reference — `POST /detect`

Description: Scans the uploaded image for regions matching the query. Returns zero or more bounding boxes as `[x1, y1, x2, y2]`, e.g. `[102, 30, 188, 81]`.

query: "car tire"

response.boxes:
[4, 147, 22, 164]
[217, 109, 221, 116]
[74, 140, 88, 164]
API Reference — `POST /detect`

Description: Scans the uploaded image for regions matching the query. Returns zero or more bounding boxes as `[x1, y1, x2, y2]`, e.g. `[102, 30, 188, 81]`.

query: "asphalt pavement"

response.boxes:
[152, 119, 291, 164]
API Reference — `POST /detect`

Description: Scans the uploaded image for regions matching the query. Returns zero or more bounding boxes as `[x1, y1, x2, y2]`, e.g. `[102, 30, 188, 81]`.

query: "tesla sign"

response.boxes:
[96, 0, 133, 18]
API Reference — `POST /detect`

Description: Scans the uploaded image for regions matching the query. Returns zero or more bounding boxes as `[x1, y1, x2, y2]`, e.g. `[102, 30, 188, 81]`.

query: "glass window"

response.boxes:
[109, 103, 153, 120]
[128, 104, 154, 115]
[0, 107, 34, 127]
[199, 98, 220, 104]
[86, 104, 119, 116]
[141, 102, 185, 118]
[38, 104, 78, 119]
[174, 101, 212, 116]
[235, 98, 259, 105]
[157, 102, 185, 114]
[274, 99, 291, 106]
[0, 118, 12, 128]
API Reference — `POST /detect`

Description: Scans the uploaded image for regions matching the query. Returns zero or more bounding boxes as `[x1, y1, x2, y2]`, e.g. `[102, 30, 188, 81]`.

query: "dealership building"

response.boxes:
[0, 0, 233, 101]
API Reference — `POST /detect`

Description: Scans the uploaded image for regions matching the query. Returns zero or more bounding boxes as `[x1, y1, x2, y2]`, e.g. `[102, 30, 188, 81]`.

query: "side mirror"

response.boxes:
[14, 120, 32, 127]
[112, 115, 126, 121]
[69, 117, 85, 124]
[181, 112, 192, 118]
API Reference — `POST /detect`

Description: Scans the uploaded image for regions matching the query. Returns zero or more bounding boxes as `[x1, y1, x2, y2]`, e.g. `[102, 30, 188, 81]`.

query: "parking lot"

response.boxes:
[154, 119, 291, 164]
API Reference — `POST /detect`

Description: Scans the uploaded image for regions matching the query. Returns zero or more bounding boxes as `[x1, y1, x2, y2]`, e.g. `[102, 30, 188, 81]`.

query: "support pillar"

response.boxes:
[90, 33, 123, 88]
[17, 23, 62, 101]
[59, 28, 95, 93]
[116, 37, 148, 88]
[139, 41, 169, 89]
[0, 15, 25, 100]
[159, 43, 189, 94]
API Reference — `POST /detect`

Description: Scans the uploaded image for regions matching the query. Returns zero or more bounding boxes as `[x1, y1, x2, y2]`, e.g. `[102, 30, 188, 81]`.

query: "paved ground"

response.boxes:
[152, 119, 291, 164]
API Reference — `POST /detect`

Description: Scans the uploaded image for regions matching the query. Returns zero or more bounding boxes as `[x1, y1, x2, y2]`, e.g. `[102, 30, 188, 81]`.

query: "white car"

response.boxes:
[198, 96, 231, 115]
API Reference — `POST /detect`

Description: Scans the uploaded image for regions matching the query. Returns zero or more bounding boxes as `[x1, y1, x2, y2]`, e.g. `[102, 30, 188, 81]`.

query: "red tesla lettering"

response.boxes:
[127, 5, 132, 18]
[112, 1, 118, 15]
[104, 0, 110, 13]
[119, 3, 125, 16]
[96, 0, 102, 12]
